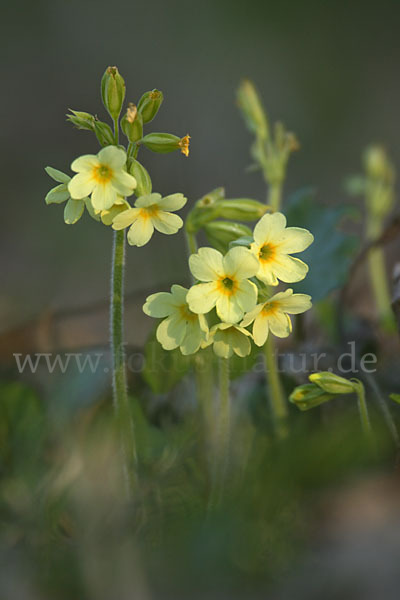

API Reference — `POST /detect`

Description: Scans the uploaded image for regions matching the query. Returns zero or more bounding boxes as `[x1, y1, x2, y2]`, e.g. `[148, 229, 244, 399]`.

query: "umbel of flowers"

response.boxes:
[143, 211, 313, 359]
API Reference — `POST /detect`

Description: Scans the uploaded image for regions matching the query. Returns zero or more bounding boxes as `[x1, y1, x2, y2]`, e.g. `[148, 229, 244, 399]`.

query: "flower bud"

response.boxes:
[121, 103, 143, 143]
[93, 120, 115, 147]
[204, 221, 252, 253]
[140, 132, 190, 156]
[137, 89, 164, 123]
[129, 159, 152, 196]
[237, 79, 269, 140]
[214, 199, 268, 221]
[289, 383, 335, 411]
[309, 372, 356, 395]
[101, 66, 126, 121]
[66, 109, 95, 131]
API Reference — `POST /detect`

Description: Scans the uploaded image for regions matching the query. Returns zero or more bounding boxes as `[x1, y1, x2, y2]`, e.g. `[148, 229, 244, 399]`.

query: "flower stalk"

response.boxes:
[263, 335, 288, 438]
[110, 229, 137, 494]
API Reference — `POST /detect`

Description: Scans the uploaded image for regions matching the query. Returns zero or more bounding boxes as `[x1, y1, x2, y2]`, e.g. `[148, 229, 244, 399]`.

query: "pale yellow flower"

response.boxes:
[112, 192, 186, 247]
[204, 323, 252, 359]
[143, 285, 208, 355]
[187, 246, 259, 324]
[45, 166, 96, 225]
[251, 212, 313, 285]
[241, 288, 312, 346]
[68, 146, 136, 211]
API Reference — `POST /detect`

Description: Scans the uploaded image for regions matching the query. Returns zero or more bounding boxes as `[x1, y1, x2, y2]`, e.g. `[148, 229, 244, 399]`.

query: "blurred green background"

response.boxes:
[2, 0, 400, 331]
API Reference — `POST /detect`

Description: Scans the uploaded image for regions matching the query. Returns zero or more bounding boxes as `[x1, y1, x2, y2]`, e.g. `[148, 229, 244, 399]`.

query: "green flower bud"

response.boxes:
[289, 383, 335, 411]
[185, 188, 226, 233]
[204, 221, 252, 253]
[140, 133, 190, 156]
[309, 372, 356, 395]
[237, 79, 269, 140]
[130, 159, 152, 196]
[121, 103, 143, 142]
[137, 89, 164, 123]
[214, 199, 268, 221]
[101, 66, 126, 121]
[66, 109, 95, 131]
[93, 120, 115, 147]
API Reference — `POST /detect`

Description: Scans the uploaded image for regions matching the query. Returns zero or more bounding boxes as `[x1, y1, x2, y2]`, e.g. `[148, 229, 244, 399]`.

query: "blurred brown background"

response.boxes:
[2, 0, 400, 339]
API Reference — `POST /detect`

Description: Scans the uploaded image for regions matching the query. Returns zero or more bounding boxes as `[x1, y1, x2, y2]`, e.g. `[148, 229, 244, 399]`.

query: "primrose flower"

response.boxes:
[68, 146, 136, 211]
[186, 246, 259, 324]
[45, 166, 97, 224]
[112, 192, 187, 247]
[251, 212, 313, 285]
[241, 288, 312, 346]
[143, 284, 208, 355]
[99, 197, 130, 226]
[204, 323, 252, 359]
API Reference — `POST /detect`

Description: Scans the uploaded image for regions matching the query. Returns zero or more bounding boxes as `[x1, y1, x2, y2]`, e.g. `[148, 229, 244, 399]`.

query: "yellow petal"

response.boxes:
[189, 247, 224, 282]
[152, 211, 183, 234]
[127, 217, 154, 247]
[223, 246, 259, 279]
[187, 282, 219, 314]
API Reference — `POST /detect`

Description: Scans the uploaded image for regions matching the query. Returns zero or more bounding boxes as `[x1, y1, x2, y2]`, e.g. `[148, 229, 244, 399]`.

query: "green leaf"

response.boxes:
[390, 393, 400, 404]
[143, 329, 192, 393]
[285, 188, 359, 302]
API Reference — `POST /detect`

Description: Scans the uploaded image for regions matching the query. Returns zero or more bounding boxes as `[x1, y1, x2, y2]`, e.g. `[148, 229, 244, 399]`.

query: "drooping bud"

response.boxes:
[93, 120, 115, 147]
[129, 159, 152, 196]
[101, 66, 126, 121]
[121, 103, 143, 142]
[140, 133, 190, 156]
[137, 89, 164, 123]
[237, 79, 269, 140]
[203, 221, 252, 254]
[214, 199, 268, 221]
[309, 372, 356, 395]
[289, 383, 335, 411]
[66, 109, 95, 131]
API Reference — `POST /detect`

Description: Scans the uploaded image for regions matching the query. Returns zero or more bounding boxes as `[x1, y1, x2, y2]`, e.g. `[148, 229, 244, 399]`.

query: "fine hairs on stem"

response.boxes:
[208, 357, 231, 508]
[110, 229, 137, 495]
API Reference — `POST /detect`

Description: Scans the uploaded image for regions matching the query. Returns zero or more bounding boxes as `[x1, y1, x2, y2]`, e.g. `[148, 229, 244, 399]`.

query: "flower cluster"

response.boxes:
[144, 211, 313, 358]
[45, 146, 187, 244]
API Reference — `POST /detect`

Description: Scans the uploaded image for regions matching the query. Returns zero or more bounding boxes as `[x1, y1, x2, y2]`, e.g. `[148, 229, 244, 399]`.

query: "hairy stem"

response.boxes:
[111, 230, 137, 494]
[264, 336, 288, 439]
[208, 357, 231, 508]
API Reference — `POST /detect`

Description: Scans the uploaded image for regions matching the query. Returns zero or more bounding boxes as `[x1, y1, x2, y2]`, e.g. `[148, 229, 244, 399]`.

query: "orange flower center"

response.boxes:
[217, 276, 238, 296]
[94, 164, 113, 183]
[259, 243, 276, 263]
[178, 304, 198, 323]
[261, 301, 279, 316]
[140, 205, 160, 219]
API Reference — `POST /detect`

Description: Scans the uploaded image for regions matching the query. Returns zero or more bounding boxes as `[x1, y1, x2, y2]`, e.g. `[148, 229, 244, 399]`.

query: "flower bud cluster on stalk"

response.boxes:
[47, 66, 190, 233]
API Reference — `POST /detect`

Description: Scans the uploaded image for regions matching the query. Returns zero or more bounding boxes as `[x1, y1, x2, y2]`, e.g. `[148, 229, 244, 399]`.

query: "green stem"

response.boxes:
[111, 229, 137, 494]
[113, 117, 119, 145]
[366, 217, 395, 331]
[268, 180, 283, 212]
[208, 357, 231, 508]
[185, 228, 198, 256]
[355, 382, 373, 442]
[264, 336, 288, 438]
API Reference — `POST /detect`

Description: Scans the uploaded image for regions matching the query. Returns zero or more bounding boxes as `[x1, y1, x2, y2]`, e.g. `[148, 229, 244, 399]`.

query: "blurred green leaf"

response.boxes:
[143, 329, 192, 393]
[285, 188, 359, 301]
